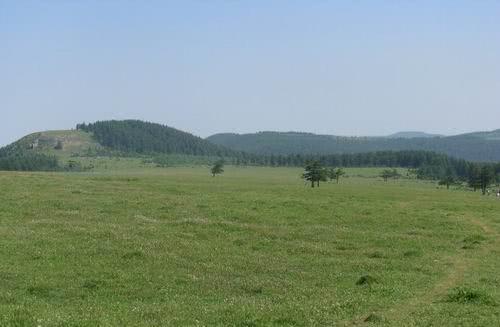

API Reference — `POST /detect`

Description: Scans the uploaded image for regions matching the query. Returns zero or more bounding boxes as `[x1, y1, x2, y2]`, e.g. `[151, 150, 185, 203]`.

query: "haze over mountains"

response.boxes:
[386, 131, 443, 139]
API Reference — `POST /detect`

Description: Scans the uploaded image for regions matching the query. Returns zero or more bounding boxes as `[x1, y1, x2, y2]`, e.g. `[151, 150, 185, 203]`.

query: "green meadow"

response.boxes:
[1, 167, 499, 326]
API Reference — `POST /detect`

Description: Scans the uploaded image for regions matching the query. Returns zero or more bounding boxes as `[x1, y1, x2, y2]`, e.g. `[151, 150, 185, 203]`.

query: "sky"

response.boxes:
[1, 1, 499, 146]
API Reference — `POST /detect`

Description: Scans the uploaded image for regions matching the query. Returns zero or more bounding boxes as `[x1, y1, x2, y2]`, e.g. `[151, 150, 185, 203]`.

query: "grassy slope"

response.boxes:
[36, 130, 100, 155]
[0, 167, 499, 326]
[6, 130, 102, 159]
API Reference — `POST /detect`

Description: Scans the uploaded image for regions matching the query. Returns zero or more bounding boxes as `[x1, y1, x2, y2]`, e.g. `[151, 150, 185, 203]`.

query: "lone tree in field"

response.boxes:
[478, 165, 495, 195]
[303, 161, 327, 188]
[333, 168, 345, 184]
[211, 160, 224, 177]
[467, 164, 494, 194]
[467, 165, 481, 191]
[438, 168, 456, 190]
[327, 168, 336, 182]
[380, 169, 400, 182]
[327, 167, 345, 183]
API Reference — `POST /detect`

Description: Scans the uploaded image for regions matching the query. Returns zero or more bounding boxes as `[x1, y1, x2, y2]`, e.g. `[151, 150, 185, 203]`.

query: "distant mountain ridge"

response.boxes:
[207, 129, 500, 162]
[3, 121, 500, 165]
[387, 131, 443, 139]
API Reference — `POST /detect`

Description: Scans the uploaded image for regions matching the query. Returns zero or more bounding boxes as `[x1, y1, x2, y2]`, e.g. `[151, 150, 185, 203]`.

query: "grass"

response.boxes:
[445, 287, 496, 305]
[0, 166, 499, 326]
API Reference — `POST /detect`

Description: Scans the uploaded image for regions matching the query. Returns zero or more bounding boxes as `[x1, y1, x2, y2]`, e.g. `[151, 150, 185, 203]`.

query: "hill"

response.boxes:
[76, 120, 234, 156]
[0, 120, 239, 171]
[206, 130, 500, 162]
[0, 130, 100, 171]
[1, 120, 237, 159]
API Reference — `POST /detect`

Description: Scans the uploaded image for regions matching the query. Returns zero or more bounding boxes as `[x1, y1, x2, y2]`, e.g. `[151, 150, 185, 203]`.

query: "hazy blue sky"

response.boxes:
[1, 1, 499, 146]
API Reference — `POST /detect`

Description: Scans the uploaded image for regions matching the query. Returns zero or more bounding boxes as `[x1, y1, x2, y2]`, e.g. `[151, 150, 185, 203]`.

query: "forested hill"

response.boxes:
[77, 120, 235, 156]
[0, 120, 239, 171]
[207, 130, 500, 162]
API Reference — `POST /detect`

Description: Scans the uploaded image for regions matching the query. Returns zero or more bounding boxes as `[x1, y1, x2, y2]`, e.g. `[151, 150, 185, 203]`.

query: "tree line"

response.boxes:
[207, 130, 500, 162]
[0, 143, 90, 172]
[301, 159, 499, 192]
[226, 150, 498, 180]
[0, 152, 60, 171]
[302, 162, 345, 187]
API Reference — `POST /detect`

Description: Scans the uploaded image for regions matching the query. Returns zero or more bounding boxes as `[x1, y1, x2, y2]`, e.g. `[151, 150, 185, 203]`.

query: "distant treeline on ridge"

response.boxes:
[215, 150, 500, 182]
[207, 130, 500, 162]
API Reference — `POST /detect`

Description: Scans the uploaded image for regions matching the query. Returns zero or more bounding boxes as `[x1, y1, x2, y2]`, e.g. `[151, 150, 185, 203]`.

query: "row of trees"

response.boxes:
[0, 153, 96, 172]
[0, 152, 60, 171]
[435, 165, 498, 194]
[302, 161, 345, 187]
[194, 150, 500, 189]
[380, 169, 401, 181]
[229, 150, 468, 172]
[229, 151, 500, 183]
[302, 163, 402, 188]
[0, 143, 93, 172]
[302, 160, 499, 192]
[464, 165, 496, 194]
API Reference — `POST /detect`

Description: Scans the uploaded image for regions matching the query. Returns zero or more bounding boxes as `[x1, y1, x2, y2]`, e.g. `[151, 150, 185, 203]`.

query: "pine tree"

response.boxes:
[303, 161, 327, 188]
[211, 160, 224, 177]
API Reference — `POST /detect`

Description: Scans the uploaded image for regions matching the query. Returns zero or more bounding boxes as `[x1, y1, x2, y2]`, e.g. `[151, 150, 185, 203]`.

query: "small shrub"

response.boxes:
[122, 250, 144, 260]
[82, 279, 104, 290]
[462, 234, 486, 249]
[364, 313, 383, 322]
[403, 250, 422, 257]
[242, 285, 263, 295]
[27, 285, 52, 298]
[356, 275, 378, 286]
[367, 251, 384, 259]
[446, 287, 495, 305]
[233, 239, 245, 246]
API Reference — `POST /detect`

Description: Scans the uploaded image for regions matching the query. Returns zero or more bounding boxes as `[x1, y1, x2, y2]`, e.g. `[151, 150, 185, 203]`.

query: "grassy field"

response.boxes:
[1, 167, 499, 326]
